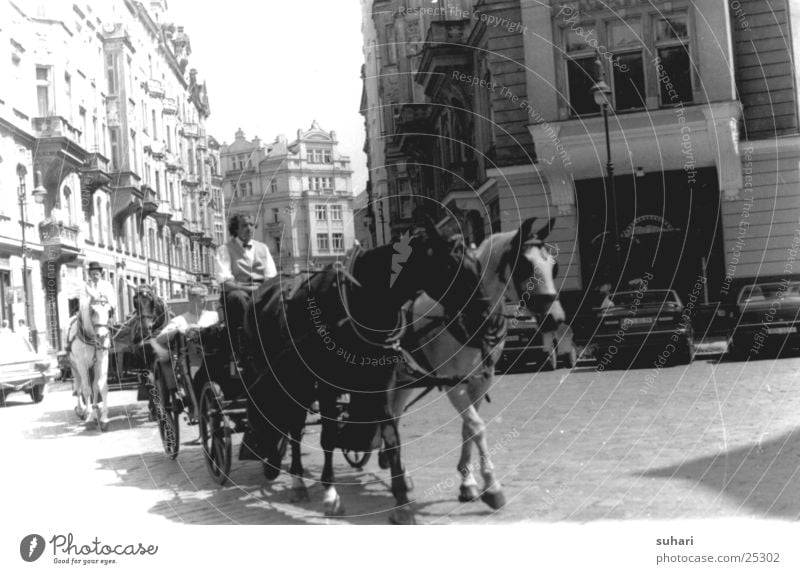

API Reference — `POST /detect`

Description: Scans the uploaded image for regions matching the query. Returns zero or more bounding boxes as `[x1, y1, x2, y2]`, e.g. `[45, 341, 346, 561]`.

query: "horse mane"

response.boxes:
[474, 230, 518, 303]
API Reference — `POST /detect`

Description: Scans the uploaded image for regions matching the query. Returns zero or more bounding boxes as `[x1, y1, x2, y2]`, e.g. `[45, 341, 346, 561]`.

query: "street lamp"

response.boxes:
[16, 164, 45, 348]
[590, 53, 622, 274]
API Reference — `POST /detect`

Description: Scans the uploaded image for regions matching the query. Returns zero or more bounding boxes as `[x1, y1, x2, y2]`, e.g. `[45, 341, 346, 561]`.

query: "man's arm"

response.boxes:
[265, 244, 278, 279]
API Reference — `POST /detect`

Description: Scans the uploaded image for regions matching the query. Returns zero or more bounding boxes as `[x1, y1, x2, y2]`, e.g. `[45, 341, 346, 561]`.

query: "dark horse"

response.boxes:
[110, 284, 171, 384]
[241, 214, 492, 524]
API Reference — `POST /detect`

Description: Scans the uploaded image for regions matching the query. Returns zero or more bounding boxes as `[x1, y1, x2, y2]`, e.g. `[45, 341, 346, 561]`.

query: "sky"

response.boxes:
[168, 0, 367, 195]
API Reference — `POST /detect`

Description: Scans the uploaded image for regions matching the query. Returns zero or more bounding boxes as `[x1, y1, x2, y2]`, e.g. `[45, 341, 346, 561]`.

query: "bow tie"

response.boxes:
[242, 243, 252, 250]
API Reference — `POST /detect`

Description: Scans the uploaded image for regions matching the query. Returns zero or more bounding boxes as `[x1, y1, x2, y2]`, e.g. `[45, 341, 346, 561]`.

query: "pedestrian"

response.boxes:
[0, 319, 10, 334]
[17, 319, 30, 343]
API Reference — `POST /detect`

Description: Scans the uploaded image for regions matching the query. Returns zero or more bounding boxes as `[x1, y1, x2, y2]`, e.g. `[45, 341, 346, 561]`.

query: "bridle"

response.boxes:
[77, 295, 112, 350]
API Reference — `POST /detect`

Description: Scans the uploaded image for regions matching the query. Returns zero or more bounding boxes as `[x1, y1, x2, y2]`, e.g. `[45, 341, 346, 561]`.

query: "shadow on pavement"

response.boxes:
[92, 450, 403, 524]
[25, 401, 153, 440]
[640, 427, 800, 519]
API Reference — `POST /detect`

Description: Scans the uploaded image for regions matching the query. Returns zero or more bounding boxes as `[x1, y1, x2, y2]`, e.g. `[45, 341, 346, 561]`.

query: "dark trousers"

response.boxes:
[222, 288, 252, 331]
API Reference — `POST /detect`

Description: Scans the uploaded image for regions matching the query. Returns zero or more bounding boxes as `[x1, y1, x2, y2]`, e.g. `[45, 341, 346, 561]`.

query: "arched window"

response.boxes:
[96, 197, 103, 243]
[63, 186, 73, 224]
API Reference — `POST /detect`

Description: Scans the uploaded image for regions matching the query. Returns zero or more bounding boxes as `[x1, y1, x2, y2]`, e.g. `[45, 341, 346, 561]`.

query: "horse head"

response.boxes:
[388, 208, 491, 322]
[83, 286, 113, 344]
[132, 284, 159, 338]
[495, 217, 565, 332]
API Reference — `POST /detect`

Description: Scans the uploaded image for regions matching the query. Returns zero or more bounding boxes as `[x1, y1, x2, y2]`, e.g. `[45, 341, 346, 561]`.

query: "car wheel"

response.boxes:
[672, 338, 693, 366]
[30, 385, 46, 404]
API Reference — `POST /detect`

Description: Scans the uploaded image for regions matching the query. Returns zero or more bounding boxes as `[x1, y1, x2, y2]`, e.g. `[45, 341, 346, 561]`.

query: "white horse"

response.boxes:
[389, 217, 565, 511]
[67, 286, 113, 430]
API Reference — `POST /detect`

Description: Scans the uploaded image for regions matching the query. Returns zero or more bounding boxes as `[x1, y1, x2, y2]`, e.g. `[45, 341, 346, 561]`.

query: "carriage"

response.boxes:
[147, 298, 376, 483]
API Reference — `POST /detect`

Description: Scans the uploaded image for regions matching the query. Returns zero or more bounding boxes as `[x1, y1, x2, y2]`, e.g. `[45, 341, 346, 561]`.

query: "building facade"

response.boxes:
[221, 122, 356, 274]
[0, 0, 222, 353]
[362, 0, 800, 312]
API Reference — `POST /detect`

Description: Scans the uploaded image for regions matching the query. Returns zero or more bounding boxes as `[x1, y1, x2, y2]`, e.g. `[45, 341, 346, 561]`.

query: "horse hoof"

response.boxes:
[404, 475, 414, 492]
[262, 462, 281, 482]
[480, 489, 506, 510]
[289, 485, 310, 503]
[324, 495, 345, 517]
[378, 449, 390, 469]
[388, 507, 417, 525]
[74, 406, 86, 421]
[458, 484, 480, 502]
[99, 421, 109, 432]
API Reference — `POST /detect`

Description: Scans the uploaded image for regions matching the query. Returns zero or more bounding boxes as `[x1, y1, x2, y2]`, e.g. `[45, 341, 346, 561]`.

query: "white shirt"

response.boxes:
[82, 278, 117, 313]
[151, 309, 219, 360]
[214, 236, 277, 284]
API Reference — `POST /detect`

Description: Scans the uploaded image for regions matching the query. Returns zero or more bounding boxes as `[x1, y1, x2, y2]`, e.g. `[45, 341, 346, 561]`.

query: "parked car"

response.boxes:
[0, 331, 57, 405]
[728, 280, 800, 359]
[593, 289, 692, 369]
[497, 299, 577, 373]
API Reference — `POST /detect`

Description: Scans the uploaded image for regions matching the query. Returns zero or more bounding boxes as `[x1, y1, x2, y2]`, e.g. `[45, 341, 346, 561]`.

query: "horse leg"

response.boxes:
[97, 352, 110, 431]
[457, 419, 480, 503]
[446, 380, 506, 510]
[380, 406, 416, 525]
[287, 424, 309, 502]
[319, 391, 343, 517]
[71, 359, 87, 420]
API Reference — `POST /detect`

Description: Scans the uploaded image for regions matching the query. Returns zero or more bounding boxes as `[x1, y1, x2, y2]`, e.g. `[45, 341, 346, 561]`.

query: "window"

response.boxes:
[654, 14, 692, 105]
[64, 72, 72, 122]
[272, 208, 280, 223]
[332, 233, 344, 252]
[607, 20, 645, 111]
[152, 110, 158, 139]
[96, 197, 104, 244]
[330, 205, 342, 221]
[106, 53, 118, 95]
[563, 9, 692, 115]
[564, 27, 599, 116]
[248, 182, 253, 196]
[270, 180, 278, 194]
[130, 130, 137, 173]
[315, 205, 327, 221]
[308, 148, 332, 164]
[155, 170, 161, 198]
[107, 202, 113, 246]
[109, 128, 120, 171]
[316, 233, 329, 252]
[36, 66, 51, 116]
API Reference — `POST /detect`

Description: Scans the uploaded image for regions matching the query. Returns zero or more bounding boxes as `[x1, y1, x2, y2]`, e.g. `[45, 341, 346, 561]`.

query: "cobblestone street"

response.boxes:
[4, 355, 800, 526]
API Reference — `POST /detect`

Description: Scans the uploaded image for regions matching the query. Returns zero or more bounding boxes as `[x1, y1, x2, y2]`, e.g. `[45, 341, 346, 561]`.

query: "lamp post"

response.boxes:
[16, 163, 46, 348]
[590, 53, 622, 274]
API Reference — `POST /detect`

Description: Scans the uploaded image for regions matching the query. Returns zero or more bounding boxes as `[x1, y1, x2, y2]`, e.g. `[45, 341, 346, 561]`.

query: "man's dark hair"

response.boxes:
[227, 213, 254, 237]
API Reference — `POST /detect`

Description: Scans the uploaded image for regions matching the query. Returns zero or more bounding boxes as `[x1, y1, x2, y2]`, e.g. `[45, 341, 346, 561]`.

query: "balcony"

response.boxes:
[182, 123, 200, 138]
[140, 184, 158, 218]
[146, 78, 165, 98]
[165, 152, 182, 172]
[162, 97, 178, 115]
[144, 141, 166, 160]
[182, 173, 199, 186]
[39, 221, 80, 264]
[417, 19, 473, 96]
[32, 115, 82, 141]
[109, 171, 143, 225]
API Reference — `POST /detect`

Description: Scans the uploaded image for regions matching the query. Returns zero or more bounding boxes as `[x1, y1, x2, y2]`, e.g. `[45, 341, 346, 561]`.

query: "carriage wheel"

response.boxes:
[199, 381, 231, 485]
[342, 449, 372, 469]
[154, 363, 180, 459]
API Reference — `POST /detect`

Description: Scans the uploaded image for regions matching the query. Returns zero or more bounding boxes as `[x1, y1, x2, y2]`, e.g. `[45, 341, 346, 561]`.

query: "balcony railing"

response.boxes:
[39, 221, 81, 263]
[146, 78, 165, 98]
[162, 97, 178, 115]
[182, 173, 199, 185]
[182, 123, 200, 138]
[32, 115, 81, 141]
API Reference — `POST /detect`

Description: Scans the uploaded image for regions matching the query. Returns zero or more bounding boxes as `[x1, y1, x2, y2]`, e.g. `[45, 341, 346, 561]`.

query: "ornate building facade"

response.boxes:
[221, 122, 356, 274]
[0, 0, 222, 353]
[362, 0, 800, 312]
